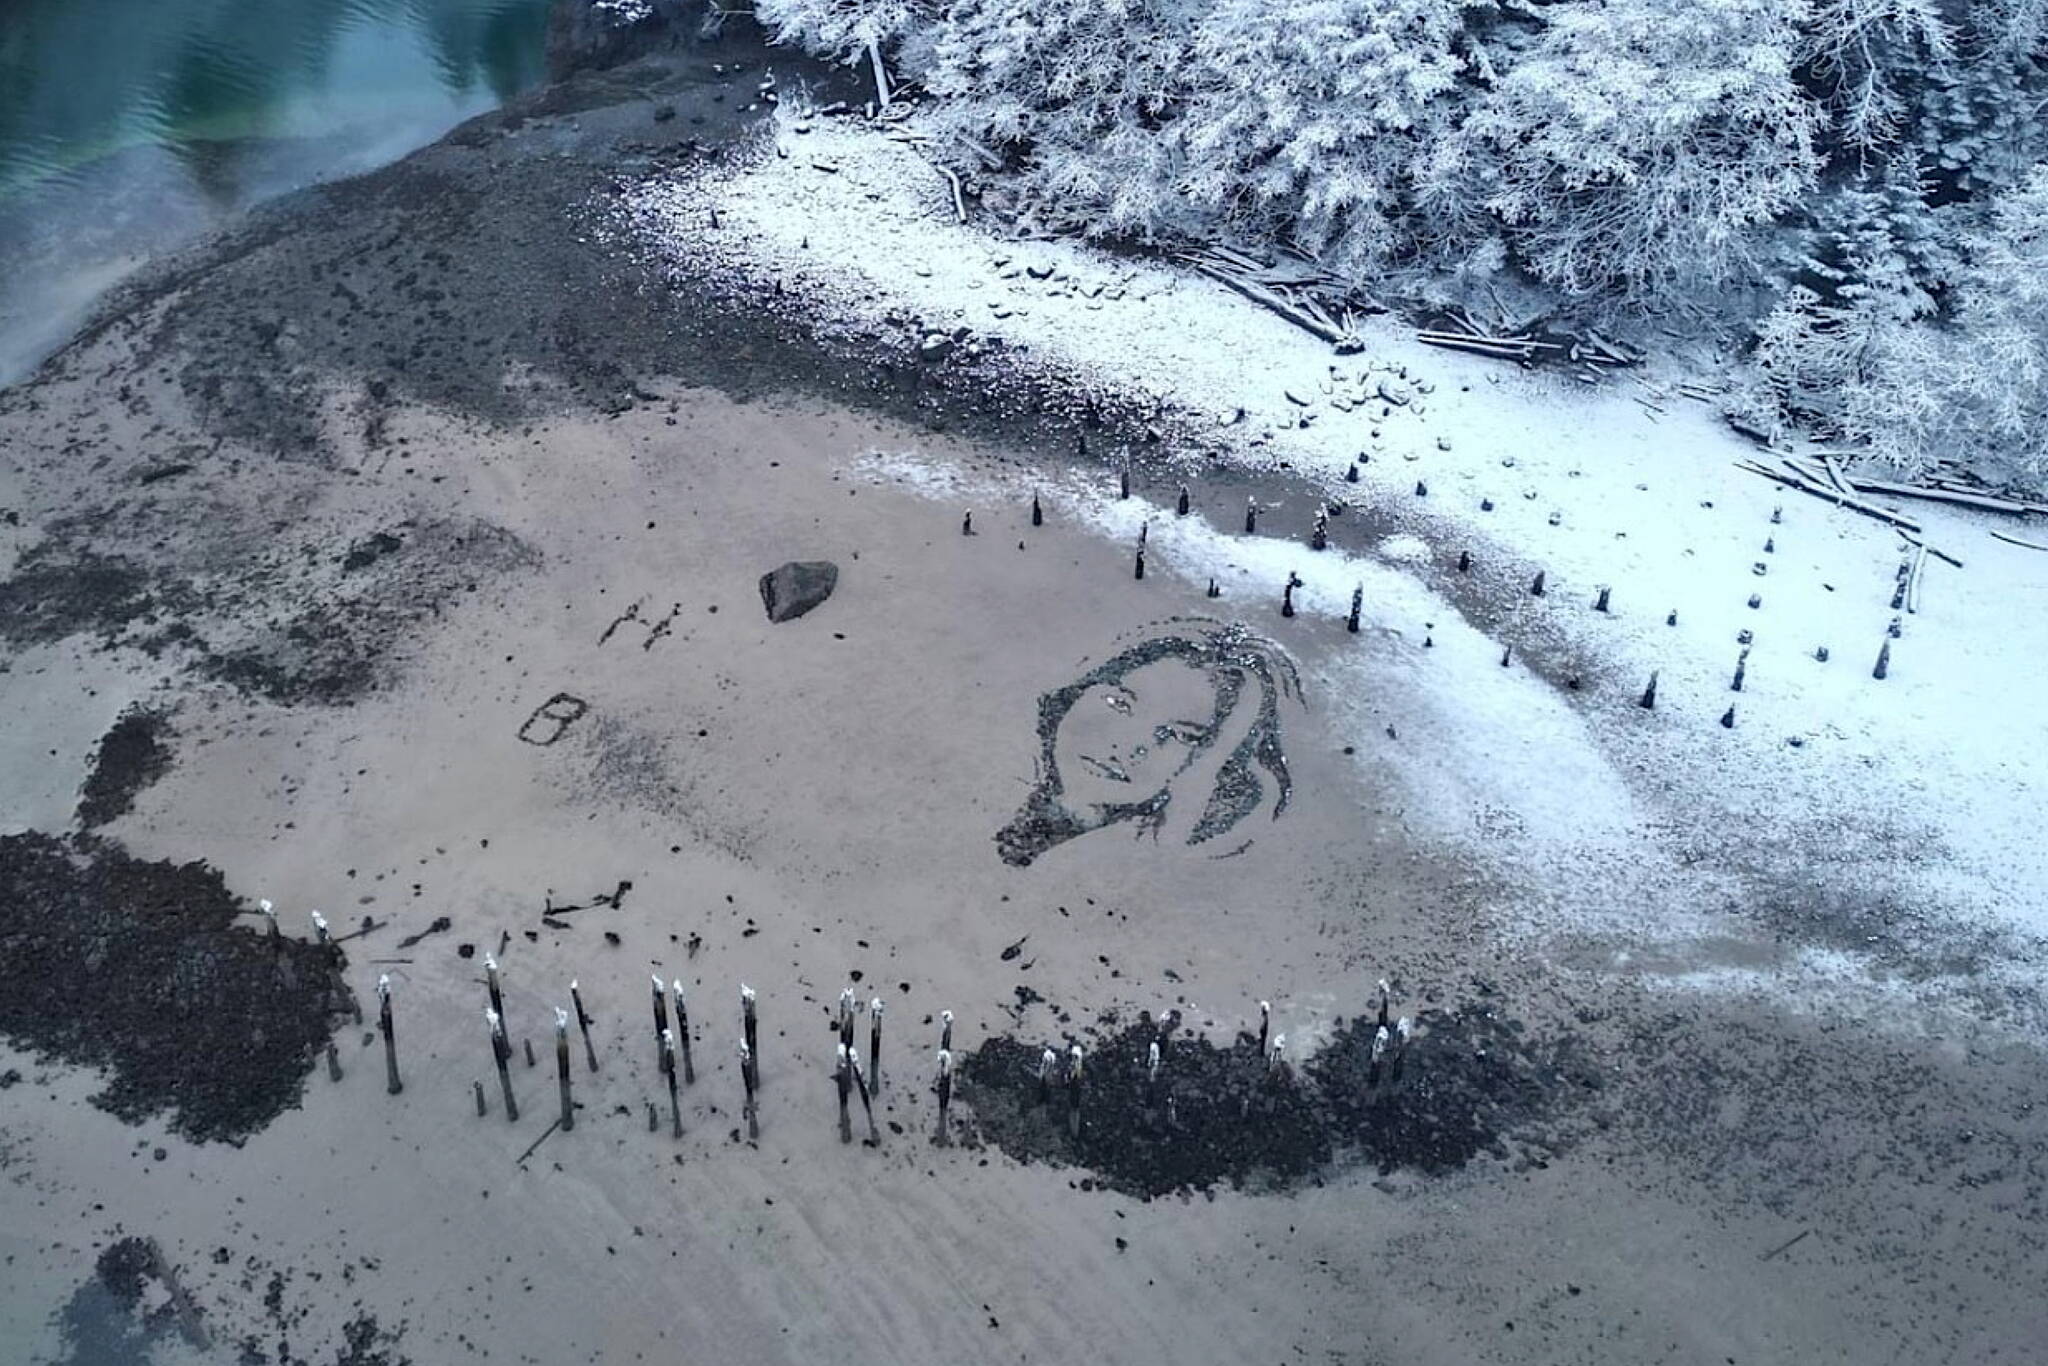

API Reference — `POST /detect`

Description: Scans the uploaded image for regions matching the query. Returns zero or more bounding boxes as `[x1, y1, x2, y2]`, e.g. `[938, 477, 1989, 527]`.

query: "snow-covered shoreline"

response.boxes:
[614, 109, 2048, 1014]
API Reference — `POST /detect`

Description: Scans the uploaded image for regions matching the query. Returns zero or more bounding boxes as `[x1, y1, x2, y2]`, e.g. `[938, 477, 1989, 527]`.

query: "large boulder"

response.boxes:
[759, 560, 838, 623]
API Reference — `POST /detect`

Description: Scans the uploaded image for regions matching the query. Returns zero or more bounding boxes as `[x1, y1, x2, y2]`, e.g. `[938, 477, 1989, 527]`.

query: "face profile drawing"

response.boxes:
[996, 619, 1302, 866]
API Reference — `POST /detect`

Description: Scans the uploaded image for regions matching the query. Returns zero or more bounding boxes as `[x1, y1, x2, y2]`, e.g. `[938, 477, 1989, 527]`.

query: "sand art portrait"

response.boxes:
[996, 619, 1302, 866]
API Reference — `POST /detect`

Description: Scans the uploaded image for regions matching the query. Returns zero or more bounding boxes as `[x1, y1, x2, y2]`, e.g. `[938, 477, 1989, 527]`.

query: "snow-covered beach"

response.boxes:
[3, 15, 2047, 1366]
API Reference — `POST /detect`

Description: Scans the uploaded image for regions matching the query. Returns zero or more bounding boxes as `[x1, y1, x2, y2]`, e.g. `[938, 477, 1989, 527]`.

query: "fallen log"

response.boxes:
[1840, 477, 2048, 517]
[1991, 529, 2048, 552]
[1734, 460, 1924, 534]
[1189, 261, 1361, 350]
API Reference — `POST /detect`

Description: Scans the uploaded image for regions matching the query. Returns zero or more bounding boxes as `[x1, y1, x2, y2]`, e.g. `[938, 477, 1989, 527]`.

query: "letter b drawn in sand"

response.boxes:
[517, 693, 589, 747]
[996, 618, 1301, 866]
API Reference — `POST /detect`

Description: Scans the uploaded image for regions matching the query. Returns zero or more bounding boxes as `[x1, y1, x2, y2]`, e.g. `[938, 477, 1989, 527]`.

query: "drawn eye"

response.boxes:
[1103, 690, 1134, 715]
[1155, 721, 1210, 745]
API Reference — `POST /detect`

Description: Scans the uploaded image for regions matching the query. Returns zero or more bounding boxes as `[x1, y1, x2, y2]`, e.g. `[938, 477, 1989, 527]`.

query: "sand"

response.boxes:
[3, 28, 2046, 1366]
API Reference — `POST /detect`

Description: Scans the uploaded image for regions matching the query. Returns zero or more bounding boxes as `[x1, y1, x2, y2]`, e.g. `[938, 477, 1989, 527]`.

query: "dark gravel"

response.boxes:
[0, 831, 353, 1143]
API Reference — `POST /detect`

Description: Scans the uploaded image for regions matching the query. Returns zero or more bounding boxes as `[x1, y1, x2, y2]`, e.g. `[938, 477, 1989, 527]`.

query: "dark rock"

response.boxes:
[759, 560, 838, 623]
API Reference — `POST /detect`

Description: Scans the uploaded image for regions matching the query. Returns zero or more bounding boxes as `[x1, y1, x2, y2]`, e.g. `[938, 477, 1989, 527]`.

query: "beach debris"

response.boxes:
[570, 980, 599, 1073]
[487, 1008, 518, 1123]
[556, 1008, 575, 1132]
[759, 560, 839, 623]
[378, 975, 402, 1095]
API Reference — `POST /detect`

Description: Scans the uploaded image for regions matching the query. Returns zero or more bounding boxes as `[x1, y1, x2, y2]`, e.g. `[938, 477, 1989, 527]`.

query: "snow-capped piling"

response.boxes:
[673, 981, 694, 1084]
[940, 1009, 954, 1054]
[741, 985, 759, 1081]
[311, 910, 331, 961]
[1245, 497, 1258, 534]
[556, 1008, 575, 1132]
[1038, 1046, 1057, 1106]
[1370, 1026, 1389, 1087]
[570, 980, 599, 1073]
[1393, 1017, 1412, 1082]
[1065, 1044, 1083, 1140]
[261, 899, 280, 952]
[485, 955, 505, 1026]
[1258, 1000, 1271, 1057]
[1311, 507, 1328, 551]
[487, 1008, 518, 1123]
[869, 998, 884, 1094]
[651, 974, 670, 1065]
[936, 1048, 955, 1145]
[378, 975, 401, 1095]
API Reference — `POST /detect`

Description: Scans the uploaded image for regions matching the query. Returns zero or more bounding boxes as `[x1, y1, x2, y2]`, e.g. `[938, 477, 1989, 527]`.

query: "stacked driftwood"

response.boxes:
[1173, 243, 1386, 352]
[1413, 311, 1641, 383]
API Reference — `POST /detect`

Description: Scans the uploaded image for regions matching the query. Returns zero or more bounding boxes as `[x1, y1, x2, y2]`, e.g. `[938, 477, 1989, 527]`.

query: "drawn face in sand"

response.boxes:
[996, 620, 1301, 866]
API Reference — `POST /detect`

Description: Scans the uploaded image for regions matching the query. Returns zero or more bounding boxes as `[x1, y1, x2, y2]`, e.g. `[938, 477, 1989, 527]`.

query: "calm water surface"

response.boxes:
[0, 0, 556, 381]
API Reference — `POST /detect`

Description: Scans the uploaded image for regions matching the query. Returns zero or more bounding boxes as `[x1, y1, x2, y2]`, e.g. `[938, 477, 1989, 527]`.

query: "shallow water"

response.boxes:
[0, 0, 555, 383]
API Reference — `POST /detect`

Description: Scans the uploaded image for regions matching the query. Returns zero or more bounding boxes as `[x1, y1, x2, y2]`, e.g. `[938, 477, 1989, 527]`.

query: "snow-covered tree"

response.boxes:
[1431, 0, 1821, 297]
[1175, 0, 1481, 271]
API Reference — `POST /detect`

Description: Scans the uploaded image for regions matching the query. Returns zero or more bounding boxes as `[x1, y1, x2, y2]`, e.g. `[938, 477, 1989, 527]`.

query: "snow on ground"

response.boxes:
[611, 109, 2048, 1005]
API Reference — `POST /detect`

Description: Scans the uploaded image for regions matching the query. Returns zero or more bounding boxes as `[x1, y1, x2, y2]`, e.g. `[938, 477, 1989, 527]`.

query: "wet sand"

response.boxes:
[3, 30, 2046, 1366]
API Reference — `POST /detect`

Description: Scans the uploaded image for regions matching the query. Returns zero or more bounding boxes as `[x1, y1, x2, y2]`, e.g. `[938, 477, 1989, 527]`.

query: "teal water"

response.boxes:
[0, 0, 557, 381]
